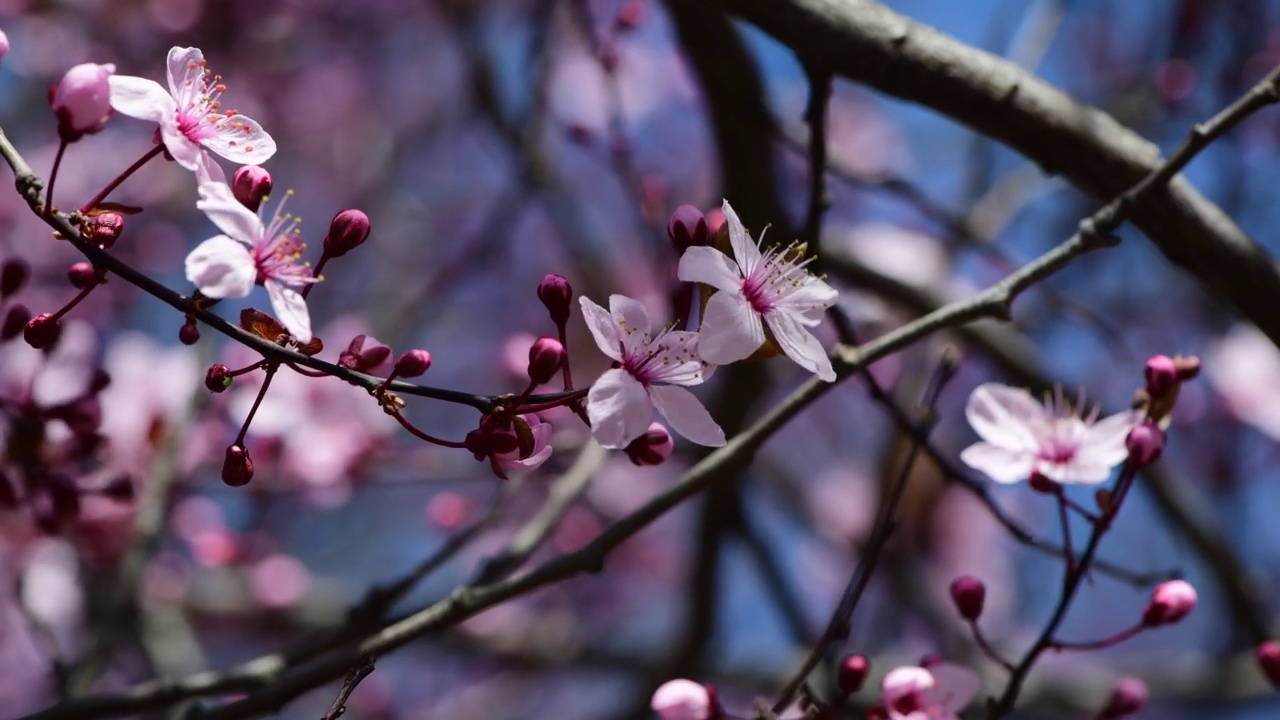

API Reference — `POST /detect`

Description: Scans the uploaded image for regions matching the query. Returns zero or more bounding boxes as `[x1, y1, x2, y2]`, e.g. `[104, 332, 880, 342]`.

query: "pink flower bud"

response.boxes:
[0, 258, 28, 298]
[1125, 422, 1165, 467]
[0, 30, 9, 60]
[1257, 640, 1280, 689]
[527, 336, 567, 386]
[1, 304, 29, 340]
[626, 422, 674, 466]
[651, 679, 712, 720]
[949, 576, 986, 621]
[1098, 677, 1148, 718]
[323, 209, 371, 258]
[178, 318, 200, 345]
[537, 274, 573, 326]
[205, 364, 232, 393]
[394, 349, 431, 378]
[1144, 355, 1178, 399]
[838, 654, 870, 694]
[87, 212, 124, 248]
[338, 334, 392, 374]
[668, 205, 708, 253]
[1142, 579, 1196, 626]
[24, 312, 61, 350]
[1174, 355, 1201, 381]
[67, 261, 97, 289]
[222, 445, 254, 487]
[232, 165, 273, 212]
[51, 62, 115, 141]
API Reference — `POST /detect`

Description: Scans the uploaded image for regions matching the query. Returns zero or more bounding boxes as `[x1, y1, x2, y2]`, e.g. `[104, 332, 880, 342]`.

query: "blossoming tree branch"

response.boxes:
[1, 2, 1279, 719]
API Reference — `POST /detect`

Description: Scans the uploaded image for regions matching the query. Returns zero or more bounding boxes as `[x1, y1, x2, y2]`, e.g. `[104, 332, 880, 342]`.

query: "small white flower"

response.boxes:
[960, 383, 1140, 485]
[109, 46, 275, 171]
[677, 200, 838, 381]
[580, 295, 724, 449]
[185, 181, 316, 342]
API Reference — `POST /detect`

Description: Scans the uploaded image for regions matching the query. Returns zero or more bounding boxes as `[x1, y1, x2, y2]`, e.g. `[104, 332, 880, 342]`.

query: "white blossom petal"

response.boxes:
[721, 200, 762, 275]
[678, 245, 744, 294]
[959, 443, 1035, 484]
[162, 122, 204, 171]
[185, 235, 255, 298]
[965, 384, 1043, 451]
[202, 114, 276, 166]
[107, 76, 175, 123]
[698, 290, 764, 365]
[608, 294, 652, 346]
[265, 280, 312, 343]
[649, 384, 725, 447]
[166, 46, 205, 99]
[642, 330, 707, 386]
[766, 310, 835, 382]
[586, 368, 653, 449]
[580, 296, 623, 363]
[925, 663, 980, 713]
[775, 279, 839, 325]
[1078, 410, 1141, 467]
[197, 181, 262, 244]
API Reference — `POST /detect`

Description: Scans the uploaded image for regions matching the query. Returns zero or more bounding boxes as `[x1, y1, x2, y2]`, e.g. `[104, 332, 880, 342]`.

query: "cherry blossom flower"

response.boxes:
[108, 46, 275, 171]
[493, 414, 554, 474]
[580, 295, 724, 449]
[881, 663, 979, 720]
[185, 180, 316, 342]
[677, 200, 838, 381]
[960, 383, 1140, 485]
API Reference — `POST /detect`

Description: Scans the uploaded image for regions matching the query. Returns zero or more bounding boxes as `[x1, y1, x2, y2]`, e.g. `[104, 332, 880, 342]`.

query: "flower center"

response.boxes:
[621, 326, 696, 385]
[740, 240, 818, 315]
[251, 190, 317, 287]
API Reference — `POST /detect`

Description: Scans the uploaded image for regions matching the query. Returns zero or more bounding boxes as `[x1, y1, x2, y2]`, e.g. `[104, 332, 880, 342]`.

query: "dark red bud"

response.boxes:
[667, 205, 708, 253]
[625, 422, 674, 466]
[527, 337, 567, 386]
[179, 318, 199, 345]
[88, 369, 111, 395]
[67, 261, 98, 288]
[393, 349, 431, 378]
[1, 304, 30, 340]
[232, 165, 273, 212]
[323, 209, 371, 258]
[1125, 422, 1165, 467]
[1144, 355, 1178, 399]
[1257, 641, 1280, 688]
[0, 258, 29, 298]
[837, 654, 870, 694]
[1028, 471, 1061, 495]
[1099, 677, 1148, 719]
[950, 575, 986, 621]
[222, 445, 254, 487]
[87, 212, 124, 248]
[24, 312, 62, 350]
[205, 364, 233, 393]
[537, 274, 573, 326]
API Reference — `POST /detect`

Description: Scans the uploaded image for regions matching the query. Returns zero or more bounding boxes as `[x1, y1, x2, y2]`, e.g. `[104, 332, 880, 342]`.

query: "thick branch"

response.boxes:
[728, 0, 1280, 348]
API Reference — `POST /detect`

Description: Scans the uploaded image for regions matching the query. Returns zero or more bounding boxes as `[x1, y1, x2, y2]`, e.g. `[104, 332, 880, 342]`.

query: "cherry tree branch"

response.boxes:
[728, 0, 1280, 350]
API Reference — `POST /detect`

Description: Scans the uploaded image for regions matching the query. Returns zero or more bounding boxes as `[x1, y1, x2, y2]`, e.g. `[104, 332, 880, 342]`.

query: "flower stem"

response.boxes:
[44, 140, 67, 217]
[234, 363, 278, 445]
[79, 145, 164, 213]
[389, 410, 467, 449]
[1049, 623, 1146, 652]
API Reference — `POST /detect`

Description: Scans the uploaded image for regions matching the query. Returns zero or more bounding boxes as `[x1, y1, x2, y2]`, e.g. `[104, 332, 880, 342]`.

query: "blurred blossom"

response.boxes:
[1205, 324, 1280, 440]
[837, 223, 948, 289]
[960, 383, 1140, 485]
[425, 490, 471, 530]
[249, 553, 309, 609]
[20, 538, 83, 654]
[806, 463, 876, 545]
[99, 332, 199, 476]
[880, 663, 979, 720]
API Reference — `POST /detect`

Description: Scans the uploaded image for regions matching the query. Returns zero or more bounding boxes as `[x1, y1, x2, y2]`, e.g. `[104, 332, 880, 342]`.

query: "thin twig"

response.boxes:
[320, 658, 374, 720]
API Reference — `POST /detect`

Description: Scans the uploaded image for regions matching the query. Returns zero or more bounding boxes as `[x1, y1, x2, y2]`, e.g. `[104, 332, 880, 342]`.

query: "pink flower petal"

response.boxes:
[608, 294, 653, 341]
[643, 330, 707, 386]
[649, 384, 725, 447]
[925, 663, 980, 712]
[766, 310, 835, 382]
[184, 235, 255, 298]
[580, 296, 623, 363]
[587, 368, 652, 448]
[1079, 410, 1141, 467]
[698, 289, 764, 365]
[165, 46, 205, 99]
